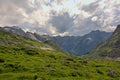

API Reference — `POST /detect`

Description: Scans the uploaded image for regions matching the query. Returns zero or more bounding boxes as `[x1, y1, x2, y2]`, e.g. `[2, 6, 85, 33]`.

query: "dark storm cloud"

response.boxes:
[49, 12, 74, 33]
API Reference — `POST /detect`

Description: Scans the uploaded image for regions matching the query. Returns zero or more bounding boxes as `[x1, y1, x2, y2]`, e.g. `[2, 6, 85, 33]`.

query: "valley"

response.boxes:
[0, 26, 120, 80]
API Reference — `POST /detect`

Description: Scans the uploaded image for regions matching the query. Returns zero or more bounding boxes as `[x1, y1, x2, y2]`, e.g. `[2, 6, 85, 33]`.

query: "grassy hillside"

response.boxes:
[86, 25, 120, 59]
[0, 28, 120, 80]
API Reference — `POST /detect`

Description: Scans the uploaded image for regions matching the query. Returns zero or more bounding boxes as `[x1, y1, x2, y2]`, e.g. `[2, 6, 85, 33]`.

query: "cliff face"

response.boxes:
[87, 25, 120, 59]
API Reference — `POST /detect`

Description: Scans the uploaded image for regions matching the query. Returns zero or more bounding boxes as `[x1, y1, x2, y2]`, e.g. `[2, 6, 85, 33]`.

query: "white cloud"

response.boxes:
[0, 0, 120, 36]
[0, 0, 35, 26]
[73, 0, 120, 35]
[91, 16, 98, 22]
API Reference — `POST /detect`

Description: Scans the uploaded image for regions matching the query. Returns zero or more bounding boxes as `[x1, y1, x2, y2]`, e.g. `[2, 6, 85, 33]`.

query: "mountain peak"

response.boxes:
[2, 26, 26, 36]
[87, 24, 120, 59]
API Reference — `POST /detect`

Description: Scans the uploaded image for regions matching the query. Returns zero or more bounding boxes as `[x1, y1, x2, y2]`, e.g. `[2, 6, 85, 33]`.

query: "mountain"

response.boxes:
[52, 36, 81, 54]
[1, 26, 63, 53]
[0, 27, 120, 80]
[3, 26, 26, 36]
[2, 26, 50, 42]
[2, 26, 112, 56]
[87, 25, 120, 59]
[52, 30, 112, 55]
[25, 32, 39, 41]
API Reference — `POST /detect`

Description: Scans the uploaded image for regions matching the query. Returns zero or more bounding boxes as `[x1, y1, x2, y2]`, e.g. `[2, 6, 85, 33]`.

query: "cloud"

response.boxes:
[49, 0, 68, 5]
[67, 15, 101, 36]
[81, 0, 99, 14]
[0, 0, 35, 26]
[91, 16, 98, 22]
[74, 0, 120, 35]
[48, 12, 74, 33]
[0, 0, 120, 36]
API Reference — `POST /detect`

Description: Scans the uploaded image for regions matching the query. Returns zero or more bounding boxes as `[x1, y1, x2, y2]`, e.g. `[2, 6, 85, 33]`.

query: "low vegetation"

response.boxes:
[0, 29, 120, 80]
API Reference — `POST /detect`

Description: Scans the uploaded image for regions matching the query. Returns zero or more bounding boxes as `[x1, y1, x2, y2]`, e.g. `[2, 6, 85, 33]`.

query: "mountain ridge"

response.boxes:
[0, 26, 63, 51]
[1, 26, 112, 55]
[86, 25, 120, 59]
[53, 30, 112, 55]
[0, 26, 120, 79]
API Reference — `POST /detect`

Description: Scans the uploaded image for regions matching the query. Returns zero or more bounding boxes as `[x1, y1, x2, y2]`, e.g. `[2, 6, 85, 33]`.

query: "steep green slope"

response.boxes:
[86, 25, 120, 59]
[0, 28, 120, 80]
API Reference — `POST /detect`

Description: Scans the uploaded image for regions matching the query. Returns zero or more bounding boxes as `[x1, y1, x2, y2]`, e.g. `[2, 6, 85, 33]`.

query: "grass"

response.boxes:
[0, 29, 120, 80]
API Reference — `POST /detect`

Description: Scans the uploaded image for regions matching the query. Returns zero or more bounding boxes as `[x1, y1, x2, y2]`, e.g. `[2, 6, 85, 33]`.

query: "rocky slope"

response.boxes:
[2, 26, 50, 42]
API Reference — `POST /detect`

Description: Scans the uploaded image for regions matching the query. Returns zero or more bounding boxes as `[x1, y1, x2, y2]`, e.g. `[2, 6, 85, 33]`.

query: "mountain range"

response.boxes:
[86, 25, 120, 60]
[0, 25, 120, 79]
[1, 26, 112, 56]
[52, 30, 112, 55]
[2, 26, 50, 42]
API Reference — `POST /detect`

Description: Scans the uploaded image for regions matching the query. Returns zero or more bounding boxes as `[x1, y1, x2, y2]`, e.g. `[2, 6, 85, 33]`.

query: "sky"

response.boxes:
[0, 0, 120, 36]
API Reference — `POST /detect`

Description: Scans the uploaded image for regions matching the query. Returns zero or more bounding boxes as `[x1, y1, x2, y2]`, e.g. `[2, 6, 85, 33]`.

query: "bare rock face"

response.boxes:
[1, 26, 51, 42]
[34, 33, 50, 42]
[25, 32, 39, 41]
[3, 26, 26, 36]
